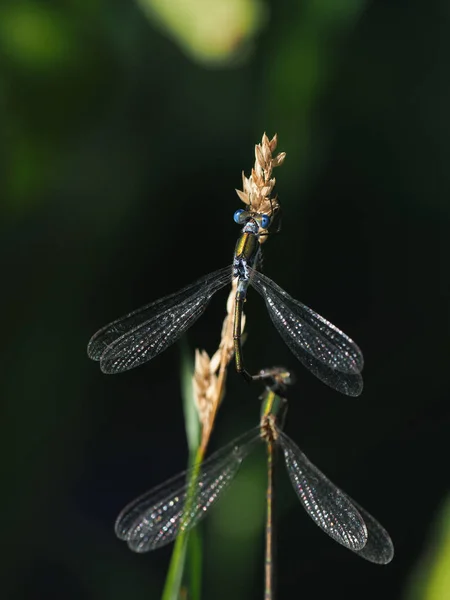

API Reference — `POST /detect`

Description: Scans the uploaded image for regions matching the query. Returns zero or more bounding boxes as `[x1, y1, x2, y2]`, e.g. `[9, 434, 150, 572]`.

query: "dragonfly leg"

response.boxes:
[240, 368, 254, 384]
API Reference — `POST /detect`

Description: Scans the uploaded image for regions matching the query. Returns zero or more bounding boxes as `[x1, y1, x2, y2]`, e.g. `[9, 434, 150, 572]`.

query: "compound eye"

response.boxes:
[234, 209, 247, 224]
[260, 214, 271, 229]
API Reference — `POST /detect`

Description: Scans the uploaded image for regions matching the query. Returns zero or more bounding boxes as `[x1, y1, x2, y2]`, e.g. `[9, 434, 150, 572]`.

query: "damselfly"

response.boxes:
[115, 367, 393, 599]
[88, 208, 364, 396]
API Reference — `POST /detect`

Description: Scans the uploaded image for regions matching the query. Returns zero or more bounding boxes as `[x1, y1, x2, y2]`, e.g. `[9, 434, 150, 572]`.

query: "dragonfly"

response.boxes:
[115, 367, 394, 600]
[88, 207, 364, 396]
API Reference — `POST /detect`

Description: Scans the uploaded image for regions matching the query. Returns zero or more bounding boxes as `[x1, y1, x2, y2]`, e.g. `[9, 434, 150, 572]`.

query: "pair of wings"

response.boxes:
[88, 266, 364, 396]
[114, 426, 393, 564]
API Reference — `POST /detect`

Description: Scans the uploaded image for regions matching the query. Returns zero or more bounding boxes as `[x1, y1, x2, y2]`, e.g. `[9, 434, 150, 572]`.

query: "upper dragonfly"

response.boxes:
[87, 206, 364, 396]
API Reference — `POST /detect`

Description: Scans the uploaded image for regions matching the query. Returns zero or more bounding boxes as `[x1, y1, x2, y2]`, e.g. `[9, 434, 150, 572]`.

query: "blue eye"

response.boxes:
[260, 214, 270, 229]
[234, 209, 246, 224]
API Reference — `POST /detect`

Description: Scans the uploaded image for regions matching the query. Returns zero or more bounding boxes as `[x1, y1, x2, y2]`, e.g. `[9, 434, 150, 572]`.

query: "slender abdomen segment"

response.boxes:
[233, 290, 246, 373]
[232, 232, 260, 380]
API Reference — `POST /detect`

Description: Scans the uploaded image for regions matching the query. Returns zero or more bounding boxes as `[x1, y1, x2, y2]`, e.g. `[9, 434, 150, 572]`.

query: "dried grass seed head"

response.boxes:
[235, 133, 286, 241]
[192, 280, 244, 445]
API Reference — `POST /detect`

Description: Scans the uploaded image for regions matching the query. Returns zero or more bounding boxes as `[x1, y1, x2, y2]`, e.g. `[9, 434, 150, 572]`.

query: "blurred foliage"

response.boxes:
[137, 0, 266, 65]
[1, 0, 450, 599]
[405, 497, 450, 600]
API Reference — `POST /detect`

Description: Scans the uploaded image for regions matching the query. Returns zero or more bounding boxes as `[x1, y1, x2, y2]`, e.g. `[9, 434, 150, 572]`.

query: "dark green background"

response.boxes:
[2, 1, 449, 599]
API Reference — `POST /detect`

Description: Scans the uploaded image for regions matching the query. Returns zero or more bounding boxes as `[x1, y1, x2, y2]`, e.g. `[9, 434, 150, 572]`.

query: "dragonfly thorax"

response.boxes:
[233, 230, 261, 282]
[242, 219, 259, 235]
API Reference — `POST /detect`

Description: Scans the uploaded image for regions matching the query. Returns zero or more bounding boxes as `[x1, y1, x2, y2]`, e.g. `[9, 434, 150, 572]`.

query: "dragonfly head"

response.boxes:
[233, 209, 274, 235]
[257, 367, 294, 393]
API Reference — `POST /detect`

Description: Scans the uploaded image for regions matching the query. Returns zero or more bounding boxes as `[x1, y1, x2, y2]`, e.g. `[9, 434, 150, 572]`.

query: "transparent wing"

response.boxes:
[115, 428, 261, 552]
[249, 269, 364, 396]
[278, 431, 368, 551]
[87, 266, 232, 373]
[351, 500, 394, 564]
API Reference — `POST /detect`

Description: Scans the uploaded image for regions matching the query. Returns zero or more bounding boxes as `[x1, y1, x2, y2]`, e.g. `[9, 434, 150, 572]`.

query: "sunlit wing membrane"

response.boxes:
[349, 500, 394, 564]
[249, 269, 363, 374]
[249, 270, 363, 395]
[87, 266, 232, 373]
[115, 429, 261, 552]
[278, 431, 368, 551]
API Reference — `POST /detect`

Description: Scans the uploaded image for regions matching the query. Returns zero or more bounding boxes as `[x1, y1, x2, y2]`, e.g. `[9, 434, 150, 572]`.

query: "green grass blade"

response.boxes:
[180, 341, 200, 454]
[185, 525, 203, 600]
[161, 341, 202, 600]
[161, 533, 188, 600]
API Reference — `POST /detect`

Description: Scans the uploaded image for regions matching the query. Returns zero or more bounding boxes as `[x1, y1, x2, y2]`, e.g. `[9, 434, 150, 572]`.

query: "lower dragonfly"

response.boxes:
[115, 367, 394, 600]
[88, 207, 363, 396]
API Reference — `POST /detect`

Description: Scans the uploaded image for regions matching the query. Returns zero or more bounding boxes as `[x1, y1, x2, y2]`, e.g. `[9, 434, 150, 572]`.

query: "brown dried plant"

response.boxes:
[193, 278, 245, 455]
[235, 132, 286, 243]
[192, 133, 285, 456]
[166, 134, 285, 600]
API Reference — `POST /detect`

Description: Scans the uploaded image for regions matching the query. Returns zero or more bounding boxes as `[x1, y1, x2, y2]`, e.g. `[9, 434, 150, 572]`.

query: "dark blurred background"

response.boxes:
[2, 0, 450, 598]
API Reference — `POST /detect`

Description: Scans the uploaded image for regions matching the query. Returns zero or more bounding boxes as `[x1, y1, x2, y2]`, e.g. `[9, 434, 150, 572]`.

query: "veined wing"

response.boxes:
[349, 499, 394, 564]
[87, 266, 232, 373]
[249, 269, 364, 396]
[115, 428, 261, 552]
[278, 431, 368, 551]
